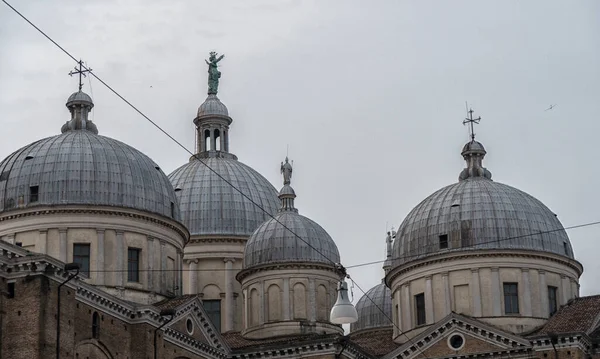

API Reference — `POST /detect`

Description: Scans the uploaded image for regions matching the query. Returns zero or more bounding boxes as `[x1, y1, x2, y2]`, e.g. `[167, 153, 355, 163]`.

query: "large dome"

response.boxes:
[0, 120, 180, 220]
[392, 140, 573, 267]
[168, 156, 280, 237]
[243, 159, 340, 268]
[350, 282, 392, 333]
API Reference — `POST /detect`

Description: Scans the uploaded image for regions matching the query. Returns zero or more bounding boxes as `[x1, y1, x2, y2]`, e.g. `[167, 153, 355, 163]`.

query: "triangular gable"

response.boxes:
[164, 296, 230, 354]
[384, 313, 531, 359]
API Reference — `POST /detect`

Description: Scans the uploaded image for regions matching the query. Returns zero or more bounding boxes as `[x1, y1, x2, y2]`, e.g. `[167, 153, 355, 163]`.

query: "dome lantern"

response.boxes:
[61, 60, 98, 134]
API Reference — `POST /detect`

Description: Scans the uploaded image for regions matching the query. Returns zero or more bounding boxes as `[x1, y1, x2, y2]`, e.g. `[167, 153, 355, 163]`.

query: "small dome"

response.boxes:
[168, 156, 280, 237]
[66, 91, 94, 108]
[0, 131, 180, 220]
[461, 140, 486, 154]
[392, 177, 573, 267]
[244, 211, 341, 268]
[350, 282, 392, 333]
[243, 158, 340, 268]
[197, 94, 229, 118]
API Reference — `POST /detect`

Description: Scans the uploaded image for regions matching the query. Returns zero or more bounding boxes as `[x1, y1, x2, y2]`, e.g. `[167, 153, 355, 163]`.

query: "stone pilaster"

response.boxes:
[58, 228, 67, 262]
[224, 258, 235, 332]
[471, 268, 482, 316]
[521, 268, 532, 316]
[96, 229, 105, 285]
[425, 276, 434, 324]
[491, 267, 502, 316]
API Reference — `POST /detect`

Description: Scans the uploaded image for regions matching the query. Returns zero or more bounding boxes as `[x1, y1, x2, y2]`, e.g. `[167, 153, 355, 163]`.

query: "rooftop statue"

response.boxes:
[281, 157, 293, 185]
[205, 51, 225, 95]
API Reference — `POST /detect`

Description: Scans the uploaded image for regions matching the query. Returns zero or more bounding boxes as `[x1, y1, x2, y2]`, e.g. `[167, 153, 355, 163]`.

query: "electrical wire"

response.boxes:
[2, 1, 594, 355]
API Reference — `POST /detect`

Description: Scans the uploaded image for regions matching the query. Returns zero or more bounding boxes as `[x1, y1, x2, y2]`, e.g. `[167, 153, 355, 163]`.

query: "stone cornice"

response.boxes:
[229, 337, 372, 359]
[189, 236, 248, 245]
[385, 250, 583, 287]
[0, 205, 189, 243]
[164, 327, 228, 359]
[236, 262, 338, 282]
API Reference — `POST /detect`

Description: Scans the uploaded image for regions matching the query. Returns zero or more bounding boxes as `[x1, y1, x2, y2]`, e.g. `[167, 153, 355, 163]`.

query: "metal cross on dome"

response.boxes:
[463, 107, 481, 141]
[68, 60, 92, 91]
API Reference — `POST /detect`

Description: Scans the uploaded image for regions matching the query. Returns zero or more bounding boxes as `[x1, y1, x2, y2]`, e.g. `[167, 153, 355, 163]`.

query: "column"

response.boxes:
[58, 228, 67, 262]
[147, 236, 155, 291]
[243, 289, 248, 329]
[471, 268, 482, 316]
[561, 275, 570, 304]
[219, 126, 225, 151]
[308, 278, 316, 322]
[160, 240, 166, 291]
[96, 229, 105, 285]
[394, 290, 402, 336]
[188, 259, 198, 294]
[198, 127, 204, 153]
[571, 279, 579, 298]
[539, 270, 548, 318]
[224, 258, 235, 332]
[491, 267, 502, 316]
[38, 230, 48, 255]
[442, 272, 451, 315]
[210, 128, 216, 152]
[283, 278, 290, 320]
[259, 281, 265, 325]
[401, 284, 411, 331]
[521, 268, 532, 316]
[425, 276, 434, 324]
[175, 249, 182, 295]
[115, 230, 124, 287]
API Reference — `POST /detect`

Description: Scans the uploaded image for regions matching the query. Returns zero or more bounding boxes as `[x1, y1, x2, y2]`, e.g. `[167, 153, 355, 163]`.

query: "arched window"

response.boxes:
[92, 312, 100, 339]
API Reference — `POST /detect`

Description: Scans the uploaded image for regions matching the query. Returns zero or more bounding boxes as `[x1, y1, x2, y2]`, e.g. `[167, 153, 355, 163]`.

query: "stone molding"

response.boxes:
[0, 206, 189, 242]
[236, 262, 338, 282]
[385, 250, 583, 286]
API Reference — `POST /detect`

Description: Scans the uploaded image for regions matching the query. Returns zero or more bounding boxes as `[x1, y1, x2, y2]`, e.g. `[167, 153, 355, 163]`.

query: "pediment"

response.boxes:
[384, 313, 531, 359]
[161, 296, 230, 355]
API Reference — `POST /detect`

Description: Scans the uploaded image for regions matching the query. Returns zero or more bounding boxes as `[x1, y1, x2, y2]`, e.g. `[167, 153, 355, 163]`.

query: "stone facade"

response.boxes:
[386, 250, 583, 341]
[237, 265, 343, 339]
[0, 205, 187, 304]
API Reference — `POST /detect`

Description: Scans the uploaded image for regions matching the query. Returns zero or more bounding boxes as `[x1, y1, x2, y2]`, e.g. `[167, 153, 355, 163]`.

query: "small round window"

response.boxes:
[186, 318, 194, 334]
[448, 333, 465, 350]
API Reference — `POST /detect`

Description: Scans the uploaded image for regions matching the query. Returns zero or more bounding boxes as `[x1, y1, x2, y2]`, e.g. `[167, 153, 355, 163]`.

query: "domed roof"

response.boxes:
[350, 282, 392, 333]
[243, 158, 340, 268]
[0, 129, 180, 220]
[66, 91, 94, 106]
[392, 139, 573, 267]
[168, 156, 280, 237]
[197, 94, 229, 117]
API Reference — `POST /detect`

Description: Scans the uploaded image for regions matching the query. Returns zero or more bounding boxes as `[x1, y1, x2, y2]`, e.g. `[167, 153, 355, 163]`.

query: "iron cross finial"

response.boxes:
[68, 60, 92, 91]
[462, 106, 481, 141]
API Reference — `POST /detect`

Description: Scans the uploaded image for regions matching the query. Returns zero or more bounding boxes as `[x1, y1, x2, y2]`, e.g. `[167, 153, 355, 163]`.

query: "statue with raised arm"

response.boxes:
[281, 157, 293, 185]
[205, 51, 225, 95]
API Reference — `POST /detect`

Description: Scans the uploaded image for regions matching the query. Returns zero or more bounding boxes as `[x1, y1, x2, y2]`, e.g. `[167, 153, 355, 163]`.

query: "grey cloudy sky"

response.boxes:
[1, 0, 599, 301]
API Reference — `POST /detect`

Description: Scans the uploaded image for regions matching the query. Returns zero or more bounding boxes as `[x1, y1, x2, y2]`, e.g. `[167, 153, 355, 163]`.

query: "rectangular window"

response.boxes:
[439, 234, 448, 249]
[127, 248, 140, 282]
[503, 283, 519, 314]
[15, 242, 22, 247]
[29, 185, 39, 203]
[415, 293, 426, 325]
[73, 243, 90, 276]
[170, 202, 175, 218]
[563, 242, 569, 255]
[7, 282, 15, 299]
[203, 300, 221, 332]
[548, 286, 558, 316]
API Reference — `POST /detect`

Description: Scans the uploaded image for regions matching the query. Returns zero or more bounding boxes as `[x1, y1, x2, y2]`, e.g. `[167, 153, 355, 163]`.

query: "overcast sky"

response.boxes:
[1, 0, 599, 303]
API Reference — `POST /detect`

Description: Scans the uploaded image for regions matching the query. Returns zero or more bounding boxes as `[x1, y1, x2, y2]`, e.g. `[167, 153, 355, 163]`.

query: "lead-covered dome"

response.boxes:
[350, 282, 392, 333]
[168, 156, 279, 236]
[0, 91, 180, 220]
[392, 139, 573, 267]
[243, 158, 340, 268]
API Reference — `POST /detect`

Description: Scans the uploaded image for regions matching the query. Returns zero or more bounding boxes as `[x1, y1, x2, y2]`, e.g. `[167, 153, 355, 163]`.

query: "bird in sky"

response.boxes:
[545, 104, 557, 111]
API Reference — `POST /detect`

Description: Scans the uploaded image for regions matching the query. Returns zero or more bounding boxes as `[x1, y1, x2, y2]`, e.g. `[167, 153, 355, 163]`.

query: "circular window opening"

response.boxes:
[448, 333, 465, 351]
[186, 318, 194, 334]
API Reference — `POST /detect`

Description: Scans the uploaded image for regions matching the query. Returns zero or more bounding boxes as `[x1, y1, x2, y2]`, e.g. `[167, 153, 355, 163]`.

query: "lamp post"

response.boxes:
[56, 263, 80, 359]
[154, 308, 176, 359]
[330, 264, 358, 325]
